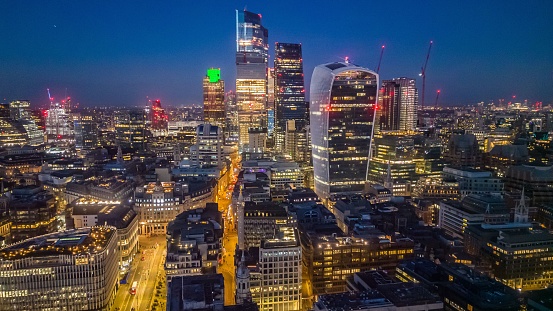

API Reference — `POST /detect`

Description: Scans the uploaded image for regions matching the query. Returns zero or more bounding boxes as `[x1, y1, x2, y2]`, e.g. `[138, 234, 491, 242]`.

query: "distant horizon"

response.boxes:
[1, 1, 552, 107]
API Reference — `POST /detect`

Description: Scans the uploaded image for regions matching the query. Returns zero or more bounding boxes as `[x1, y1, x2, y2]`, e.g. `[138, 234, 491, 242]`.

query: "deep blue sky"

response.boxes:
[1, 0, 552, 108]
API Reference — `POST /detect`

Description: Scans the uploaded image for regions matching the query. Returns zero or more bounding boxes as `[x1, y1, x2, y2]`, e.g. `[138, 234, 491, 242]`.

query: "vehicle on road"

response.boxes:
[130, 281, 138, 295]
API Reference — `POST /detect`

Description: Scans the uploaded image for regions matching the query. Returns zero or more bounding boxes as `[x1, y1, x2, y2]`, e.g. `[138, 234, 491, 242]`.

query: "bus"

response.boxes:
[130, 281, 138, 295]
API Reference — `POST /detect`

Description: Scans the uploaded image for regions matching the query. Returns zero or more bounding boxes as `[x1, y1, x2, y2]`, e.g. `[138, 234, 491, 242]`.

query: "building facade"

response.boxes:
[236, 9, 268, 147]
[310, 62, 378, 200]
[0, 227, 120, 311]
[377, 77, 418, 131]
[274, 43, 306, 152]
[190, 123, 224, 168]
[203, 68, 225, 127]
[134, 182, 186, 235]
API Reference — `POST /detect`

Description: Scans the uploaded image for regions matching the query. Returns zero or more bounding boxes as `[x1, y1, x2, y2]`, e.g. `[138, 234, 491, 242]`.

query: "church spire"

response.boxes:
[514, 187, 529, 223]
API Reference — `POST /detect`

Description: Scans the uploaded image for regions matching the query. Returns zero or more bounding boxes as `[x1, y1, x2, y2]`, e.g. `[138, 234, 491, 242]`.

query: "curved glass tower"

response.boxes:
[310, 62, 379, 200]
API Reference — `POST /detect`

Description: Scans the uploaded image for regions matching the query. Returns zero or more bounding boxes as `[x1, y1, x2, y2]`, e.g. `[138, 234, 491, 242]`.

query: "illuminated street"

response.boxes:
[112, 235, 166, 311]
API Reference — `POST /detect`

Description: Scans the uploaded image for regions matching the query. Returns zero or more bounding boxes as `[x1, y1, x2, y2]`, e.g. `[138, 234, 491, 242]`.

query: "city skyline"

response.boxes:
[1, 1, 553, 108]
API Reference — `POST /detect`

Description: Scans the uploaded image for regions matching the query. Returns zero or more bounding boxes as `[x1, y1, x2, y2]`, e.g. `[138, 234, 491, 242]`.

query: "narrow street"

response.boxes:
[112, 235, 166, 311]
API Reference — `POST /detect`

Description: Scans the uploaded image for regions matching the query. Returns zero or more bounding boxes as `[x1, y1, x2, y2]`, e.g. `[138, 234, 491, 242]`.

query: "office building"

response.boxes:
[377, 78, 418, 131]
[444, 134, 482, 167]
[167, 274, 224, 311]
[255, 227, 302, 311]
[8, 185, 57, 242]
[0, 227, 120, 311]
[165, 207, 222, 279]
[274, 43, 306, 151]
[367, 133, 416, 196]
[134, 182, 186, 235]
[114, 109, 147, 150]
[301, 231, 414, 295]
[70, 199, 139, 269]
[442, 166, 503, 198]
[438, 194, 510, 239]
[190, 123, 224, 168]
[203, 68, 225, 127]
[151, 99, 168, 134]
[236, 9, 268, 147]
[74, 113, 98, 150]
[244, 203, 289, 248]
[310, 62, 378, 200]
[45, 102, 73, 142]
[504, 164, 553, 206]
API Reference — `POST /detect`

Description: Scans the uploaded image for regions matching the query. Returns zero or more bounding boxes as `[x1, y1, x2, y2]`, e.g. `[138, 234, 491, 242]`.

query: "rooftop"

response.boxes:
[0, 227, 116, 260]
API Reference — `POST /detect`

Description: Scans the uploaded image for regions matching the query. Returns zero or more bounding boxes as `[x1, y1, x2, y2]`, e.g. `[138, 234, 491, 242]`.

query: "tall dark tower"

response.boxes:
[274, 43, 306, 152]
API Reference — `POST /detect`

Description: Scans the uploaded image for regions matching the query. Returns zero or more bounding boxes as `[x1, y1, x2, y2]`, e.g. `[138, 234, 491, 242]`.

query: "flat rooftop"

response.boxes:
[0, 227, 116, 260]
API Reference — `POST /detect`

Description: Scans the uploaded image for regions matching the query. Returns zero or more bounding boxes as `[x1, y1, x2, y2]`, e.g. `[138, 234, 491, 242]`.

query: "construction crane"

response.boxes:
[376, 45, 385, 74]
[419, 41, 433, 113]
[432, 89, 441, 127]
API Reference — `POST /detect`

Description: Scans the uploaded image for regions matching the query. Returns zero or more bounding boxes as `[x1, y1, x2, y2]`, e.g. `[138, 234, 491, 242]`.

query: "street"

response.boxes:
[112, 235, 166, 311]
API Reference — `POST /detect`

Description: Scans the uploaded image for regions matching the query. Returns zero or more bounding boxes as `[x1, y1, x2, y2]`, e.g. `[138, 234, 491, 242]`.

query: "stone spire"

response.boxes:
[237, 185, 246, 250]
[514, 187, 529, 223]
[235, 250, 251, 304]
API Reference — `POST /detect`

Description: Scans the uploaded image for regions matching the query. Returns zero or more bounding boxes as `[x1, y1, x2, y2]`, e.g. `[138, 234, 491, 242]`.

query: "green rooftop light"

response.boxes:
[207, 68, 221, 83]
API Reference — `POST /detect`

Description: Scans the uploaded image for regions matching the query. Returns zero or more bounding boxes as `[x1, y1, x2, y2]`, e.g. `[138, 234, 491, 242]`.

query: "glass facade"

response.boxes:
[274, 43, 306, 151]
[310, 63, 378, 200]
[203, 68, 225, 127]
[235, 10, 268, 147]
[378, 78, 418, 131]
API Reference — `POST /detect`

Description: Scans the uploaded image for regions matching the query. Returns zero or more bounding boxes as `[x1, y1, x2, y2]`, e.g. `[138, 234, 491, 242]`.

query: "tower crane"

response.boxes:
[419, 41, 433, 114]
[376, 45, 385, 74]
[434, 89, 441, 109]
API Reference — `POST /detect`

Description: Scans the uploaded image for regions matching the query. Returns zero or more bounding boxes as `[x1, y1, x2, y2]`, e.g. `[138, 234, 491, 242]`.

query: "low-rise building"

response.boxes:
[0, 227, 120, 311]
[70, 198, 139, 270]
[438, 194, 510, 240]
[165, 205, 222, 280]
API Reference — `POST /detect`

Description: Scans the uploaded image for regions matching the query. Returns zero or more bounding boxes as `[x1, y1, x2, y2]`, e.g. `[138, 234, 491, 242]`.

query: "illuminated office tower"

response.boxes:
[45, 102, 72, 142]
[203, 68, 225, 126]
[236, 9, 268, 148]
[274, 43, 306, 152]
[151, 99, 168, 134]
[310, 62, 378, 200]
[378, 78, 418, 131]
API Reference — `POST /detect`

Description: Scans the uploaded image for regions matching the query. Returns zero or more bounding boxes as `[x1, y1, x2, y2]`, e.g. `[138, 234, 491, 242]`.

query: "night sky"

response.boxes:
[1, 0, 552, 108]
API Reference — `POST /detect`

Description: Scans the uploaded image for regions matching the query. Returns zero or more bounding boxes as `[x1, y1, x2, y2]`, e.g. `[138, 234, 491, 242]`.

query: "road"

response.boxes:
[112, 235, 166, 311]
[218, 230, 238, 305]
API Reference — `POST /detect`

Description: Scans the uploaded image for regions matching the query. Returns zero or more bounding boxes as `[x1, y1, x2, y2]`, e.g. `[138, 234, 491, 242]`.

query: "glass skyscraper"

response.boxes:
[378, 78, 418, 131]
[310, 62, 379, 200]
[274, 43, 306, 152]
[235, 10, 268, 148]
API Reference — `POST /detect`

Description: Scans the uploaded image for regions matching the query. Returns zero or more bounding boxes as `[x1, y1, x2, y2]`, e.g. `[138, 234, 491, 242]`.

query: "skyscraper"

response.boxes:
[235, 9, 268, 148]
[203, 68, 225, 126]
[378, 78, 418, 131]
[115, 109, 147, 150]
[274, 43, 306, 152]
[151, 99, 168, 133]
[310, 62, 378, 200]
